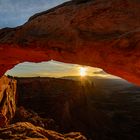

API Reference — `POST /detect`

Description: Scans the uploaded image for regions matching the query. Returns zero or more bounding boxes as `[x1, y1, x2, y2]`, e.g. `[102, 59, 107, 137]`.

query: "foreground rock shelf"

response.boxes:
[0, 0, 140, 85]
[0, 122, 86, 140]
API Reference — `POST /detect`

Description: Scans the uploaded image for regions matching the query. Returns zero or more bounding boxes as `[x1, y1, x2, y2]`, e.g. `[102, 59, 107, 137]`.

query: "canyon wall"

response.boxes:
[15, 77, 112, 139]
[16, 77, 92, 131]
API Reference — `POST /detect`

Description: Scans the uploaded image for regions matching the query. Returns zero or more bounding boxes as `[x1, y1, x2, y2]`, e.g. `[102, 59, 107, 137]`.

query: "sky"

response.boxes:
[5, 61, 119, 78]
[0, 0, 119, 78]
[0, 0, 68, 28]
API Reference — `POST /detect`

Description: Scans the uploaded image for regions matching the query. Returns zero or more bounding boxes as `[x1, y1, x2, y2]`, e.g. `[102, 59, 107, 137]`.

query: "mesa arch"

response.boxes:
[0, 0, 140, 85]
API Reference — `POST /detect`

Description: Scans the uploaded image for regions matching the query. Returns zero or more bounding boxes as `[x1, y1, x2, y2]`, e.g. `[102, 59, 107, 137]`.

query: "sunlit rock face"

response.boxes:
[0, 0, 140, 85]
[0, 76, 16, 127]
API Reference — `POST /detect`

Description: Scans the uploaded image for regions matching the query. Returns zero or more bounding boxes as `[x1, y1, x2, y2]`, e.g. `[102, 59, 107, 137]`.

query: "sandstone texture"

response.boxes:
[0, 0, 140, 85]
[0, 76, 16, 127]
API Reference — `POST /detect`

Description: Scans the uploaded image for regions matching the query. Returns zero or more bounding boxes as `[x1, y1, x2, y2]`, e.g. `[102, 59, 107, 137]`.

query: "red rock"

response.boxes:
[0, 0, 140, 85]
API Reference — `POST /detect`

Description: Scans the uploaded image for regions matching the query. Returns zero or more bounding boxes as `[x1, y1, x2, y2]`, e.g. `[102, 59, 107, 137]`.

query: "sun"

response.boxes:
[80, 67, 87, 77]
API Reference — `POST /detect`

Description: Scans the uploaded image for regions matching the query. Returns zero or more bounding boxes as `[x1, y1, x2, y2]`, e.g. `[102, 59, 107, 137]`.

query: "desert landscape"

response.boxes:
[0, 0, 140, 139]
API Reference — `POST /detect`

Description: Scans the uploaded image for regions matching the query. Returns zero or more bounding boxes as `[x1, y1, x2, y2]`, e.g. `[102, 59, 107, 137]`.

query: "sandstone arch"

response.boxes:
[0, 0, 140, 85]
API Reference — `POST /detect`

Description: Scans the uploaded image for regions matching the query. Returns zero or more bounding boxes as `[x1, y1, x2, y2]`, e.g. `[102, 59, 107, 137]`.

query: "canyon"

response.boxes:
[0, 75, 140, 139]
[0, 0, 140, 139]
[0, 76, 87, 140]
